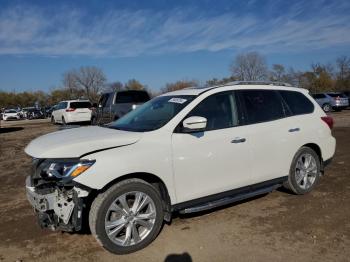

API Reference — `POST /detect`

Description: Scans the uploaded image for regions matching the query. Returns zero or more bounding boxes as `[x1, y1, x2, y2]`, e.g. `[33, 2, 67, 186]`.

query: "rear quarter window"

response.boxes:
[279, 91, 314, 115]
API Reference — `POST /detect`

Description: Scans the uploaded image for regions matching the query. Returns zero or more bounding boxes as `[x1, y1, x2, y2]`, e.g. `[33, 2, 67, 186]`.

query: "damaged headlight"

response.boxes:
[40, 159, 95, 180]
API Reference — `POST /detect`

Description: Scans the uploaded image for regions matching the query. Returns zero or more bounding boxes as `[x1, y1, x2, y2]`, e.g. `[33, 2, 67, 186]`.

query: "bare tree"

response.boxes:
[124, 79, 145, 90]
[230, 52, 268, 81]
[161, 80, 198, 93]
[270, 64, 285, 81]
[63, 66, 107, 102]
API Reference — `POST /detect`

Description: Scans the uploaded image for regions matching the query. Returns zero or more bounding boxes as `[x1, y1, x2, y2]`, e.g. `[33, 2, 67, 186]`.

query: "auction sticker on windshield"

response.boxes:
[168, 98, 187, 104]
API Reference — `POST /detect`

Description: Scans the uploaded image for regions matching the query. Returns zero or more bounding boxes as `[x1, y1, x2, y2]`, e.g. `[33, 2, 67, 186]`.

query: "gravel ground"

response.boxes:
[0, 111, 349, 262]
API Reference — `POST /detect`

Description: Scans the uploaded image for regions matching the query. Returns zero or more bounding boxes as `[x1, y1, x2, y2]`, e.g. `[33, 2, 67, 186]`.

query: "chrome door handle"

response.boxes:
[231, 137, 246, 143]
[289, 128, 300, 132]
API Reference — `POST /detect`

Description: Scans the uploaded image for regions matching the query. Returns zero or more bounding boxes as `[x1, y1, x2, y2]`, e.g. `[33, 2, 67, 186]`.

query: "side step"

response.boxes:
[179, 185, 279, 214]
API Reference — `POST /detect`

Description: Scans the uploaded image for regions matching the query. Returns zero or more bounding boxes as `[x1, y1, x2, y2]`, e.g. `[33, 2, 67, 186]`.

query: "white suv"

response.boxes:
[51, 100, 92, 124]
[25, 82, 336, 254]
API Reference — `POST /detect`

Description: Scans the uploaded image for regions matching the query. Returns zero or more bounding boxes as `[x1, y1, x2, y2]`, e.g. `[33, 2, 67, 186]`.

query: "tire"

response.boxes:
[322, 103, 331, 112]
[62, 116, 66, 125]
[89, 179, 164, 254]
[284, 147, 321, 195]
[51, 116, 55, 124]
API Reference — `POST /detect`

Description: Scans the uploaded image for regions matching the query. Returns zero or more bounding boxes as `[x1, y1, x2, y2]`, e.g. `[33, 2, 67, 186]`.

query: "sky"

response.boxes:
[0, 0, 349, 92]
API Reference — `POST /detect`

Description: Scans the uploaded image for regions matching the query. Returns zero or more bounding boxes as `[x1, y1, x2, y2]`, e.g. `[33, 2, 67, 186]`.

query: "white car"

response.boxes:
[51, 100, 92, 124]
[2, 109, 20, 120]
[25, 82, 336, 254]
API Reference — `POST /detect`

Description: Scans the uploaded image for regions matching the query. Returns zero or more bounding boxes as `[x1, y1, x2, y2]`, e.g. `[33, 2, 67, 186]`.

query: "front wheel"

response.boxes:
[284, 147, 321, 195]
[89, 179, 164, 254]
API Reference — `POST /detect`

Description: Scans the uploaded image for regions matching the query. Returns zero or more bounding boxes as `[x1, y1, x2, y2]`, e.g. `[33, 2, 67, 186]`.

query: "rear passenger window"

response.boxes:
[280, 91, 314, 115]
[238, 90, 285, 124]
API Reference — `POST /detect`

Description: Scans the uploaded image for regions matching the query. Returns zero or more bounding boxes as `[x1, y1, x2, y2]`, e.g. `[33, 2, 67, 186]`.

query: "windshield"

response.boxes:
[109, 95, 196, 132]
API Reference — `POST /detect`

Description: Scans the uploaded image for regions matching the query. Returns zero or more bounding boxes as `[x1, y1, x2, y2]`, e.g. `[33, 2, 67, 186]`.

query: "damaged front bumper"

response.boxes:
[25, 176, 89, 231]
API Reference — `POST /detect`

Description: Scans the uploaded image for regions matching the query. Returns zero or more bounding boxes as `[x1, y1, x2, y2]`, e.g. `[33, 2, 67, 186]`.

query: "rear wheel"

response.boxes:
[62, 116, 66, 125]
[322, 103, 331, 112]
[284, 147, 321, 195]
[89, 179, 164, 254]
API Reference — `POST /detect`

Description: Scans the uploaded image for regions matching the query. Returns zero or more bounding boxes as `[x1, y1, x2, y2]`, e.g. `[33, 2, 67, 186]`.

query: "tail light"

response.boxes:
[66, 108, 75, 112]
[321, 116, 334, 130]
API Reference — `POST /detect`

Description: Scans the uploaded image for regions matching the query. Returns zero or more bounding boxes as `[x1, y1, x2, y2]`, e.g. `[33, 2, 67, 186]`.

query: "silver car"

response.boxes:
[312, 92, 349, 112]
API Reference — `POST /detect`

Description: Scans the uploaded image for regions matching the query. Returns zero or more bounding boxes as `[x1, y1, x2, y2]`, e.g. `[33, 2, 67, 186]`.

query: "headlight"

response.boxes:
[40, 159, 95, 180]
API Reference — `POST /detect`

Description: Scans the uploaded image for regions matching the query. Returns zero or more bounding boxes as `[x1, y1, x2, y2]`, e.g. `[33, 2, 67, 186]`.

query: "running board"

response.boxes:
[179, 184, 279, 214]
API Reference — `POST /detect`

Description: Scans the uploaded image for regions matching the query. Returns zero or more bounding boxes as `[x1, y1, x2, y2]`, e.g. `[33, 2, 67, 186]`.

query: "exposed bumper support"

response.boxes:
[25, 176, 89, 231]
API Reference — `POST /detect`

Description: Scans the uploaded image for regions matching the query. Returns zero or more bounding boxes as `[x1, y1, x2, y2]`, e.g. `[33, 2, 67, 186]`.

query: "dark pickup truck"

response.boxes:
[93, 90, 150, 125]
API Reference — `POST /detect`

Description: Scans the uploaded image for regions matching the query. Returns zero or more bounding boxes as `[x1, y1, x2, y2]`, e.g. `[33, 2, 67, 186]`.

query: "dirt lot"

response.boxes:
[0, 112, 349, 262]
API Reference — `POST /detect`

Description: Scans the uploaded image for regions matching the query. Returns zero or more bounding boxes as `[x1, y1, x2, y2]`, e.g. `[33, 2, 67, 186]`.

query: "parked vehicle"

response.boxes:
[2, 109, 20, 120]
[25, 82, 336, 254]
[22, 107, 35, 119]
[312, 92, 349, 112]
[51, 100, 92, 124]
[342, 91, 350, 106]
[27, 108, 45, 119]
[93, 90, 150, 125]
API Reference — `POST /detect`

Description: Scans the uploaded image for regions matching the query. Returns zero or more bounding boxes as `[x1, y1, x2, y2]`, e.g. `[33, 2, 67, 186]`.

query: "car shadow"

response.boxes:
[0, 127, 24, 133]
[165, 252, 192, 262]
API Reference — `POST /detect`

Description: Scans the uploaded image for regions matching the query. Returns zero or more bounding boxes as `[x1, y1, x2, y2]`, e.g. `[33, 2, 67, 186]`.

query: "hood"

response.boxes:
[25, 126, 142, 158]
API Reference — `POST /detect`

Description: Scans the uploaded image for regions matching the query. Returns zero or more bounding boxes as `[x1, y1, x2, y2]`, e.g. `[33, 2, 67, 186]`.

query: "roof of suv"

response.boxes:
[161, 81, 307, 96]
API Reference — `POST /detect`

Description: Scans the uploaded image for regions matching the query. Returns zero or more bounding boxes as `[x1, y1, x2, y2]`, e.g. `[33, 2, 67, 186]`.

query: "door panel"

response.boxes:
[172, 126, 253, 203]
[172, 91, 253, 203]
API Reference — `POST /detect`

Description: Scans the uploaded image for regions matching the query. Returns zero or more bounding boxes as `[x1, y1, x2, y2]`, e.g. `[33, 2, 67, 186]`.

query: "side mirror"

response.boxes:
[182, 116, 207, 132]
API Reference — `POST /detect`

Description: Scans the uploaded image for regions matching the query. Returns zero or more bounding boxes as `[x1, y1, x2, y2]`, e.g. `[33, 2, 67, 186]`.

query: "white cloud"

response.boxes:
[0, 2, 349, 57]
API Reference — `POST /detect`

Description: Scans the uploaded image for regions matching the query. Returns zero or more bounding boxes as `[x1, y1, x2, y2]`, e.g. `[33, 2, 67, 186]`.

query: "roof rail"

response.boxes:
[225, 81, 292, 87]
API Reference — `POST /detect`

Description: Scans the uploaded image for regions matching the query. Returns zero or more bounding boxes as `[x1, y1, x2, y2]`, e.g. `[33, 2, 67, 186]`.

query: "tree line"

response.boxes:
[1, 52, 349, 109]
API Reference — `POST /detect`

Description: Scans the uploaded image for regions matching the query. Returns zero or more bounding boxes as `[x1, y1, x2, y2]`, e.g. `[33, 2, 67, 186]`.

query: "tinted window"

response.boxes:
[280, 91, 314, 116]
[133, 91, 150, 103]
[187, 92, 239, 131]
[238, 90, 285, 124]
[70, 102, 92, 109]
[312, 94, 326, 99]
[115, 91, 150, 104]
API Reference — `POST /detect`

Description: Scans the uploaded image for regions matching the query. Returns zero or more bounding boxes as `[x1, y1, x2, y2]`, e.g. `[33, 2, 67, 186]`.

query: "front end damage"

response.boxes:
[25, 159, 92, 231]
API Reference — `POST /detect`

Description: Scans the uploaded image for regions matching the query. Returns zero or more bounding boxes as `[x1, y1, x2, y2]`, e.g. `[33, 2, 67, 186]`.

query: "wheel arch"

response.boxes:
[97, 172, 172, 221]
[301, 143, 324, 171]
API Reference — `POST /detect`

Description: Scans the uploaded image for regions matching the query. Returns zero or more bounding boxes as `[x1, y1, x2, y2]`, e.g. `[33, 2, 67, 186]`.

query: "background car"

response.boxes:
[2, 109, 21, 120]
[27, 108, 45, 119]
[93, 90, 150, 125]
[51, 100, 92, 124]
[342, 91, 350, 106]
[312, 92, 349, 112]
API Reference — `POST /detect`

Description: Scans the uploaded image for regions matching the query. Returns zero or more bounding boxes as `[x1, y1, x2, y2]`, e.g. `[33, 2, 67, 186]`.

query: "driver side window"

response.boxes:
[187, 91, 239, 131]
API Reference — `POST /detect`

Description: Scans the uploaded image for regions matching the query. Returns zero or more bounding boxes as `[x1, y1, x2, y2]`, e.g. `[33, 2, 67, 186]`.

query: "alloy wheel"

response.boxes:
[104, 191, 156, 247]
